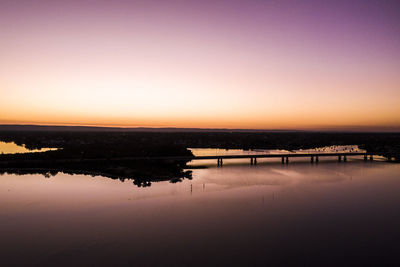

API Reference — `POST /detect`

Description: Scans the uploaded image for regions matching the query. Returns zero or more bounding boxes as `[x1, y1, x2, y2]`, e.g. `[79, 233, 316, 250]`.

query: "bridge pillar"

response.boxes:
[311, 156, 314, 163]
[338, 156, 342, 162]
[370, 155, 373, 161]
[285, 157, 289, 164]
[217, 158, 223, 167]
[254, 158, 257, 165]
[316, 156, 319, 163]
[343, 155, 347, 162]
[364, 155, 367, 161]
[250, 158, 253, 165]
[281, 157, 284, 164]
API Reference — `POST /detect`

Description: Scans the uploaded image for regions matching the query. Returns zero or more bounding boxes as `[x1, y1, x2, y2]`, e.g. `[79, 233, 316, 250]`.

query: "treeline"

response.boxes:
[0, 131, 399, 186]
[0, 130, 399, 153]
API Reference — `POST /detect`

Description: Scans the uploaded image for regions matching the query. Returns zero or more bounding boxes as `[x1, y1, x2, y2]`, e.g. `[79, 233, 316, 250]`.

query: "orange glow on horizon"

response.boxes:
[1, 1, 399, 131]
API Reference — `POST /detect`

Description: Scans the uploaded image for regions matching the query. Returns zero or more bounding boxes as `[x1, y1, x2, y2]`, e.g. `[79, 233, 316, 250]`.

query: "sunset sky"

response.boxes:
[1, 0, 399, 130]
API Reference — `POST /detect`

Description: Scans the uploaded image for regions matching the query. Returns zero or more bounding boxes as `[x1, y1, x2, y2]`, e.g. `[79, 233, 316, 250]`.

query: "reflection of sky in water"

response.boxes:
[1, 161, 400, 265]
[188, 146, 379, 167]
[0, 141, 57, 154]
[189, 148, 290, 156]
[188, 145, 376, 167]
[0, 161, 400, 265]
[189, 145, 365, 157]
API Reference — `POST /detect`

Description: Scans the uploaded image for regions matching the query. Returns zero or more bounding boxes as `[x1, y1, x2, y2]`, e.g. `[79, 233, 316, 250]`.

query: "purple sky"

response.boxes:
[1, 0, 399, 129]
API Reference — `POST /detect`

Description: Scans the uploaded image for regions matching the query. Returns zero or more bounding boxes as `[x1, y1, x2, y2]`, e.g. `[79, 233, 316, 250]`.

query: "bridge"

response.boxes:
[106, 152, 376, 165]
[190, 152, 375, 166]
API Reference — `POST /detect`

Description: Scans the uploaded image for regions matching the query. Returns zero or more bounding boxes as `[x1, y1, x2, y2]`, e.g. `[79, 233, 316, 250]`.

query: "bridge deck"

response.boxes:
[124, 152, 371, 161]
[192, 152, 369, 160]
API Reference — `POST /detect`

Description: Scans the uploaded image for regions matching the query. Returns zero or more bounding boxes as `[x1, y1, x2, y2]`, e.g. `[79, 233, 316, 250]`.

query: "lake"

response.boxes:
[0, 141, 57, 154]
[1, 158, 399, 266]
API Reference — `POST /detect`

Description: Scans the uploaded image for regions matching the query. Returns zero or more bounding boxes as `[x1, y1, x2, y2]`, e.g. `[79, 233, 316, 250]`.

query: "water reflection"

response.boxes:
[189, 145, 365, 157]
[0, 141, 57, 154]
[0, 161, 399, 266]
[0, 167, 192, 188]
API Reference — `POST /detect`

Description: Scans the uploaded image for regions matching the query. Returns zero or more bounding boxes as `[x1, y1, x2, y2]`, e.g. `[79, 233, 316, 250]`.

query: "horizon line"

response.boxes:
[1, 123, 399, 133]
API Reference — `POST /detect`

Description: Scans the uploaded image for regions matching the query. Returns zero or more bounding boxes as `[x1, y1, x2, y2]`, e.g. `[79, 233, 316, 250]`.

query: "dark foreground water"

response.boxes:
[1, 159, 400, 266]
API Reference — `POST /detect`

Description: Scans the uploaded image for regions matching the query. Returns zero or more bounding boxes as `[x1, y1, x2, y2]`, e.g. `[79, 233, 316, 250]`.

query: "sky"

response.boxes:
[0, 0, 399, 130]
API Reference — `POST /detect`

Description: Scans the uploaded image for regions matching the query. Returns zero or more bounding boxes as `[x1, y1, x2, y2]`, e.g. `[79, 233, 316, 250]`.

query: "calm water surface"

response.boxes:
[189, 145, 365, 156]
[1, 160, 399, 266]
